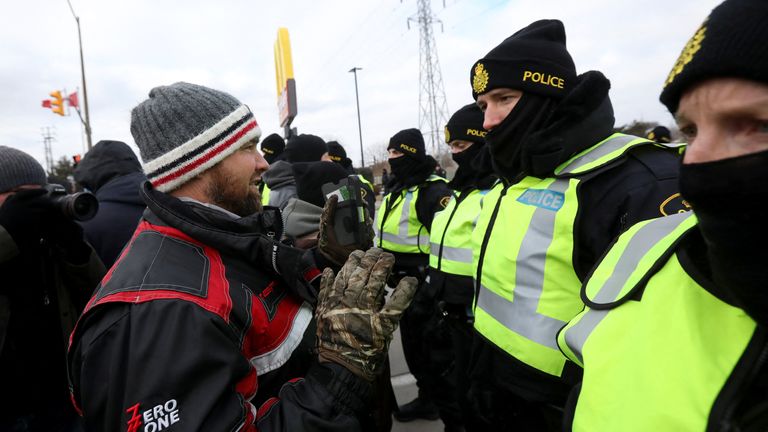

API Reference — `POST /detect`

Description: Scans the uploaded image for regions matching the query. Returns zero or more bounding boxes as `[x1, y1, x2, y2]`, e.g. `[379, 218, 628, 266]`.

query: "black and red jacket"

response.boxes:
[67, 183, 370, 431]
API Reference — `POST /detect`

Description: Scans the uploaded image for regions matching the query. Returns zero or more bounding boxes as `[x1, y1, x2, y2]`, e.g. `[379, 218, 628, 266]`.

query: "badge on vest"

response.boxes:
[517, 188, 565, 211]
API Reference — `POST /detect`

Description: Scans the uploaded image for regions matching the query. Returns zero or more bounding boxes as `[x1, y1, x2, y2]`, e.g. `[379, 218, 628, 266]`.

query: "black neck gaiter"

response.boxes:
[448, 142, 485, 190]
[679, 148, 768, 325]
[388, 155, 435, 190]
[485, 93, 556, 182]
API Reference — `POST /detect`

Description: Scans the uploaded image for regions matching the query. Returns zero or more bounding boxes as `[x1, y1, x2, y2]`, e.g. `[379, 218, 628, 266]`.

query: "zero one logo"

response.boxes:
[126, 399, 181, 432]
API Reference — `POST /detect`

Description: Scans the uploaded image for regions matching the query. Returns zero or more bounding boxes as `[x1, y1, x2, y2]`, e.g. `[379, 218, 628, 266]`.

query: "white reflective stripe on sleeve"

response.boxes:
[251, 302, 313, 376]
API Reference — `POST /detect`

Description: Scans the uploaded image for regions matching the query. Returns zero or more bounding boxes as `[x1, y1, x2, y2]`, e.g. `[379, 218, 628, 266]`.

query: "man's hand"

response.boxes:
[318, 195, 374, 266]
[315, 248, 417, 381]
[0, 188, 52, 252]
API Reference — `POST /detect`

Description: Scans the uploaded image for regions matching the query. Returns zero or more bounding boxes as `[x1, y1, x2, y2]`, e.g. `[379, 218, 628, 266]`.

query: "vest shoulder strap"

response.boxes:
[554, 133, 656, 177]
[582, 211, 697, 310]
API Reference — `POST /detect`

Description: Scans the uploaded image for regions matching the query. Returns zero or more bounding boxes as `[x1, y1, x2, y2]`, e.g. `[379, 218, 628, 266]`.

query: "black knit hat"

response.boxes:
[292, 161, 349, 208]
[326, 141, 347, 163]
[445, 104, 487, 145]
[470, 19, 577, 100]
[0, 146, 46, 193]
[260, 133, 285, 163]
[660, 0, 768, 114]
[387, 128, 426, 161]
[285, 134, 328, 163]
[647, 126, 671, 143]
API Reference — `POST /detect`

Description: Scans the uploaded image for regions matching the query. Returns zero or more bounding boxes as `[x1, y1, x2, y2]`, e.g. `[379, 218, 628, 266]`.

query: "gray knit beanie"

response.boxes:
[130, 82, 262, 192]
[0, 146, 47, 193]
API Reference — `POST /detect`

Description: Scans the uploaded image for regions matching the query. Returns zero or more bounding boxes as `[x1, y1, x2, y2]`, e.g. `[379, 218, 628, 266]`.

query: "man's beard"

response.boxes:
[206, 166, 262, 217]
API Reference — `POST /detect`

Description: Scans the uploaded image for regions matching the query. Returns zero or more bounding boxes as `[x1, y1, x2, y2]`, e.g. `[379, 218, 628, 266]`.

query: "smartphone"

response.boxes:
[321, 176, 367, 247]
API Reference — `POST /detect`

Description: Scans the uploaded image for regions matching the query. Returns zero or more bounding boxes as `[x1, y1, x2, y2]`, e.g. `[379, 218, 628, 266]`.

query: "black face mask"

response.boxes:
[448, 142, 484, 189]
[388, 155, 434, 189]
[485, 93, 555, 181]
[679, 148, 768, 323]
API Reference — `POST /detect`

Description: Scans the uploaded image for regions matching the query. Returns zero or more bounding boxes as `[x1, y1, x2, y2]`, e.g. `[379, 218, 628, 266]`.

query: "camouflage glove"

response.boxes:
[316, 247, 417, 381]
[318, 195, 374, 266]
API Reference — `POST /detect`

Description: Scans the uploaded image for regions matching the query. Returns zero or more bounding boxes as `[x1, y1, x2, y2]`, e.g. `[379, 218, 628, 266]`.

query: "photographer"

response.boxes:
[0, 146, 105, 431]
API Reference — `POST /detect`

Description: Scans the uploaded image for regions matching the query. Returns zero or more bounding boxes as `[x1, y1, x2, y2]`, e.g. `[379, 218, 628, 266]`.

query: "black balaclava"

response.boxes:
[285, 134, 328, 163]
[485, 93, 556, 181]
[659, 0, 768, 325]
[387, 128, 435, 188]
[444, 103, 492, 189]
[260, 133, 286, 164]
[679, 149, 768, 323]
[292, 161, 350, 208]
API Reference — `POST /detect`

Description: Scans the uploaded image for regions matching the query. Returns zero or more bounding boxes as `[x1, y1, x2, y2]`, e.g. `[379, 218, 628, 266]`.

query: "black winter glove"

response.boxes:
[0, 188, 53, 252]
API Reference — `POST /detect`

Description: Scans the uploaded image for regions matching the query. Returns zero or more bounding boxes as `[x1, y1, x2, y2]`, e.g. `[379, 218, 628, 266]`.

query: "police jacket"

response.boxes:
[559, 213, 768, 432]
[375, 176, 452, 274]
[469, 73, 684, 405]
[68, 183, 371, 432]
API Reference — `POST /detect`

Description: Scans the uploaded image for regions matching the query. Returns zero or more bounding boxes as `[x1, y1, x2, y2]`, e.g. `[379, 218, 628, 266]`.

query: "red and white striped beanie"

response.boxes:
[130, 82, 262, 193]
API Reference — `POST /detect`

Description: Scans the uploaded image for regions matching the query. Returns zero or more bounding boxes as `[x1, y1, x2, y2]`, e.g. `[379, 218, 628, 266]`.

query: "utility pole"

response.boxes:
[42, 127, 56, 174]
[348, 67, 365, 167]
[66, 0, 93, 151]
[407, 0, 449, 155]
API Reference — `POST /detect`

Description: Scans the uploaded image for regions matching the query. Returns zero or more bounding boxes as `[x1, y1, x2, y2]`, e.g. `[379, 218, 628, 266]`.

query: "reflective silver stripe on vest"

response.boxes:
[430, 243, 473, 263]
[476, 179, 570, 350]
[558, 135, 638, 175]
[380, 191, 428, 248]
[563, 212, 694, 364]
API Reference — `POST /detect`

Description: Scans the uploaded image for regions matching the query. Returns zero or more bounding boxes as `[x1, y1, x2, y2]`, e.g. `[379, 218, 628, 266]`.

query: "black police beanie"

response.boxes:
[445, 103, 487, 145]
[326, 141, 347, 162]
[660, 0, 768, 114]
[387, 128, 426, 161]
[470, 19, 577, 100]
[647, 126, 671, 143]
[292, 161, 349, 208]
[260, 133, 285, 163]
[285, 134, 328, 163]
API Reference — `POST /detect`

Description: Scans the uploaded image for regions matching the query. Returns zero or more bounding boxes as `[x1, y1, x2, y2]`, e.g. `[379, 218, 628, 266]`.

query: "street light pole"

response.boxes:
[67, 0, 93, 151]
[348, 67, 365, 167]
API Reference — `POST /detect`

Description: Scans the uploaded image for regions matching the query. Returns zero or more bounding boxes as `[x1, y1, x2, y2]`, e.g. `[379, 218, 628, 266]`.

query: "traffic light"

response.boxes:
[50, 90, 65, 116]
[72, 154, 82, 165]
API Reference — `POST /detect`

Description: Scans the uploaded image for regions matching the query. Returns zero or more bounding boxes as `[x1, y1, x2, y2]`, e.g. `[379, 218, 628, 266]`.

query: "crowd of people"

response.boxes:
[1, 0, 766, 430]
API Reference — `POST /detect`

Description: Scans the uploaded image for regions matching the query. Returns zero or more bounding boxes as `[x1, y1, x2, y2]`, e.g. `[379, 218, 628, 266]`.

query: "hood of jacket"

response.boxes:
[521, 70, 616, 178]
[262, 160, 296, 189]
[94, 172, 147, 206]
[282, 197, 322, 240]
[74, 140, 143, 192]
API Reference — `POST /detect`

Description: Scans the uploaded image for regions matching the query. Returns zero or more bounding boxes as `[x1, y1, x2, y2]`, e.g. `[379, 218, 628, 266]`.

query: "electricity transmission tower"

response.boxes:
[42, 127, 56, 173]
[407, 0, 449, 155]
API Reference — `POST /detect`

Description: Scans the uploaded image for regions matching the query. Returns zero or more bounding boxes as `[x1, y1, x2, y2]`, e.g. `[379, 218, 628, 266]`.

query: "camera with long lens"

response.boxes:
[43, 184, 99, 221]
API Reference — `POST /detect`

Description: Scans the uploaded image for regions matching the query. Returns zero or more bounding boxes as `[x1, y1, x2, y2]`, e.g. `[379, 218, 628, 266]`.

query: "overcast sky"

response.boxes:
[2, 0, 721, 170]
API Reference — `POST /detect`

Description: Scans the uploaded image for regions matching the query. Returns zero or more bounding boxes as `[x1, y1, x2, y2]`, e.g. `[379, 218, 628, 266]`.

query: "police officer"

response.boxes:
[258, 133, 285, 206]
[647, 125, 672, 144]
[468, 20, 683, 430]
[558, 1, 768, 430]
[426, 104, 496, 430]
[375, 128, 452, 422]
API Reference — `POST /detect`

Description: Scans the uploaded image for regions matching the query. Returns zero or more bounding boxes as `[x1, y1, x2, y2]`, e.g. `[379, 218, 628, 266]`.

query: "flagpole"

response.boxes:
[67, 0, 92, 151]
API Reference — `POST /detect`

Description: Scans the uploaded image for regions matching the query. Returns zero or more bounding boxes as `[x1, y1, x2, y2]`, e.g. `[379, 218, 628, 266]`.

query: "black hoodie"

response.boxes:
[74, 140, 147, 267]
